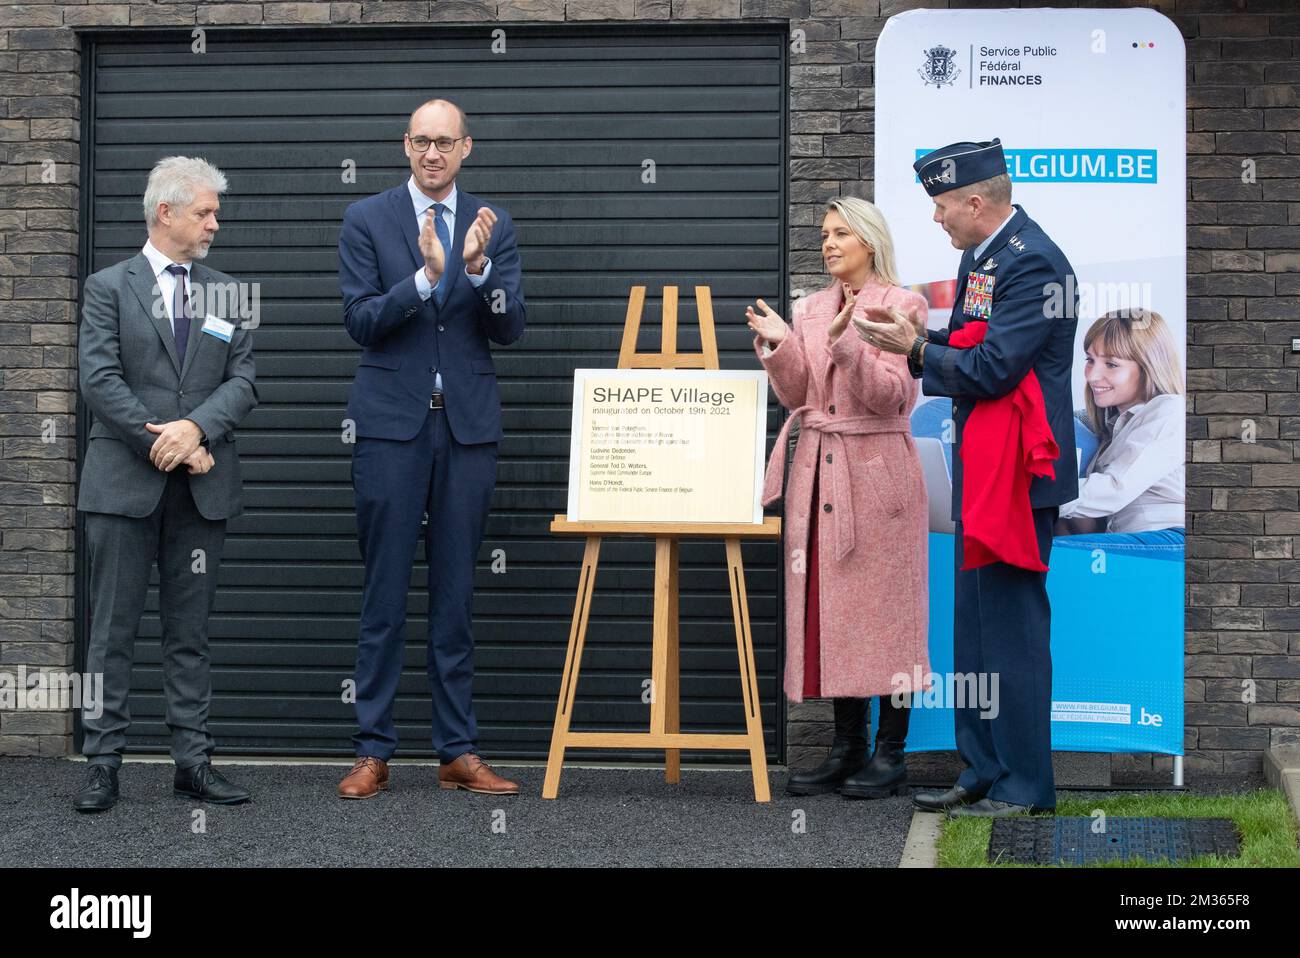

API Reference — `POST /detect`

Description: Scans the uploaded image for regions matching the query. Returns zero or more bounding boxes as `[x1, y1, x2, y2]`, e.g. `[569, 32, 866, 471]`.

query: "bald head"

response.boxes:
[408, 98, 467, 139]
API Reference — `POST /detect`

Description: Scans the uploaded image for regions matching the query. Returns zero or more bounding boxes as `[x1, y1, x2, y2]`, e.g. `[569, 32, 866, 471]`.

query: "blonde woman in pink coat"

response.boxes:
[746, 197, 931, 799]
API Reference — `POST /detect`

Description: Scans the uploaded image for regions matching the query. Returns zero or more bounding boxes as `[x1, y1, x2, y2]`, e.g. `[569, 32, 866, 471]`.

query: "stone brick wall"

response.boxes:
[1, 0, 1295, 778]
[1174, 0, 1300, 779]
[0, 4, 80, 758]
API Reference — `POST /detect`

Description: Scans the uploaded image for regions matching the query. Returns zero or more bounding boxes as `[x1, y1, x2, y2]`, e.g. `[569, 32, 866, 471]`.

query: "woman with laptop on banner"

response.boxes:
[1055, 308, 1186, 544]
[745, 198, 931, 800]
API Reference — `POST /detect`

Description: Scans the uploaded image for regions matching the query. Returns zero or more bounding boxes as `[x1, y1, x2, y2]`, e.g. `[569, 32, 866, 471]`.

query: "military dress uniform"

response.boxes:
[908, 139, 1078, 812]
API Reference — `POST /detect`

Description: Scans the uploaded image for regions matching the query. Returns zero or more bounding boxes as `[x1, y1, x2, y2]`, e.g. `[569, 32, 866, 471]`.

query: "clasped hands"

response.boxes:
[853, 303, 927, 356]
[420, 206, 496, 286]
[145, 419, 213, 475]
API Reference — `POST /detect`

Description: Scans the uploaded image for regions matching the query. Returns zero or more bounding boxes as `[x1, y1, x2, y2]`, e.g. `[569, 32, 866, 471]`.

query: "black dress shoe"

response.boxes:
[911, 783, 984, 812]
[948, 798, 1050, 818]
[786, 697, 868, 796]
[174, 762, 251, 805]
[73, 764, 119, 813]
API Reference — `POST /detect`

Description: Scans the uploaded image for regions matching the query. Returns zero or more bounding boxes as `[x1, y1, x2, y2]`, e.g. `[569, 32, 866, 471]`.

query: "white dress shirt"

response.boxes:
[1059, 392, 1186, 533]
[141, 239, 192, 334]
[407, 177, 492, 392]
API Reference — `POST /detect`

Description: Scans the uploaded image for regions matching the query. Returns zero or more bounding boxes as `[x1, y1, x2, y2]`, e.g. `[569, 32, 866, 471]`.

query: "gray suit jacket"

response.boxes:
[76, 252, 258, 520]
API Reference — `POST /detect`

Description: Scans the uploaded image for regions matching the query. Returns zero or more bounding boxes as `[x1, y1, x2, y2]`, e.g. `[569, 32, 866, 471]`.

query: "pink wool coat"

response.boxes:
[755, 279, 931, 702]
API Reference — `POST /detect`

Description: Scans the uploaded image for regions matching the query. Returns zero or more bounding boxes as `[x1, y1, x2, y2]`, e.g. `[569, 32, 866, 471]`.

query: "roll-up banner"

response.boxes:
[875, 8, 1186, 757]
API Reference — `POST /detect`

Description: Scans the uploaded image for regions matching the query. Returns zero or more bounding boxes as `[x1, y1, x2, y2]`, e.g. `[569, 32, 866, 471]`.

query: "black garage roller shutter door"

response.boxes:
[77, 24, 787, 760]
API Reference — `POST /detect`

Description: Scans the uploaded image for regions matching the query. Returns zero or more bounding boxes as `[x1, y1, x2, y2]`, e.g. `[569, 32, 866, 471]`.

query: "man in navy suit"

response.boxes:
[336, 98, 525, 798]
[857, 138, 1078, 817]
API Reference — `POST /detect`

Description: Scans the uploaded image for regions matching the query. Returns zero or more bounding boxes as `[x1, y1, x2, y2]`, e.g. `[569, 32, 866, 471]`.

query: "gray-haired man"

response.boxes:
[74, 156, 258, 812]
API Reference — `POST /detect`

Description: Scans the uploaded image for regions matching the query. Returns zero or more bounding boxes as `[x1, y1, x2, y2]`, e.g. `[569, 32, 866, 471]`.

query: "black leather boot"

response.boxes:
[840, 696, 910, 799]
[786, 697, 868, 796]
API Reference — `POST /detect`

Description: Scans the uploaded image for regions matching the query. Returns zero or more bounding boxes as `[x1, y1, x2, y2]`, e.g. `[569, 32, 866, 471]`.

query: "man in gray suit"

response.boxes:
[74, 156, 258, 812]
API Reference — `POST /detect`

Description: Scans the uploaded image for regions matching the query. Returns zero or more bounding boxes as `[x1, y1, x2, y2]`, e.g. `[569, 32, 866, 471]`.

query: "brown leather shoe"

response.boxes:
[437, 753, 519, 795]
[338, 756, 389, 799]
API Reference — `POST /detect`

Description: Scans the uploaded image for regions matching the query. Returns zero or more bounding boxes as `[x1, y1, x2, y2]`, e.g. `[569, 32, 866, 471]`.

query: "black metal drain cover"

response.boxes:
[987, 817, 1241, 865]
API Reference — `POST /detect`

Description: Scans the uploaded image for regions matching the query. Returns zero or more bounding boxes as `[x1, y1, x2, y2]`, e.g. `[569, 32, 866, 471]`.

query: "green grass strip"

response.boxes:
[936, 789, 1300, 868]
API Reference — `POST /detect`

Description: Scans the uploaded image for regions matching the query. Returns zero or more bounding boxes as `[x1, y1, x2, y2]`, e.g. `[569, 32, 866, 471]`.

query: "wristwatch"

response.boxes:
[908, 335, 927, 364]
[907, 336, 927, 379]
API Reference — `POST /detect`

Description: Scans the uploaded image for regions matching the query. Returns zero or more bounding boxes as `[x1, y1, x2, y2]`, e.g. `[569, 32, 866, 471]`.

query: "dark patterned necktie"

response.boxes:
[165, 264, 192, 366]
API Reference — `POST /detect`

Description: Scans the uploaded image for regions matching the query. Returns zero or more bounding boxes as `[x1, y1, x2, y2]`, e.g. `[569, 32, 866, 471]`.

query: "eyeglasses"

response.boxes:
[407, 134, 465, 154]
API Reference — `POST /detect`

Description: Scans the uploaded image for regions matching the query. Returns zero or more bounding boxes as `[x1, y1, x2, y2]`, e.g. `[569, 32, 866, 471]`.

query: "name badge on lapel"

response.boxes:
[201, 314, 235, 343]
[962, 272, 995, 320]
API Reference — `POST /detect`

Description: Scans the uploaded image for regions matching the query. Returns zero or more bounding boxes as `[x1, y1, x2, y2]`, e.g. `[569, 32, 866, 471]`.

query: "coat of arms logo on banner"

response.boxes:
[918, 44, 960, 88]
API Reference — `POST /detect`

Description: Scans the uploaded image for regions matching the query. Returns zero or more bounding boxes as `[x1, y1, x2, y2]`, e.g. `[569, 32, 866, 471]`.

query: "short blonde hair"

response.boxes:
[824, 196, 900, 287]
[1082, 308, 1184, 439]
[953, 172, 1012, 206]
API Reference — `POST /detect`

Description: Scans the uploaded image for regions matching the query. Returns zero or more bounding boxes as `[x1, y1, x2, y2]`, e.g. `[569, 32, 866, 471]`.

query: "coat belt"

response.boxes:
[762, 407, 912, 562]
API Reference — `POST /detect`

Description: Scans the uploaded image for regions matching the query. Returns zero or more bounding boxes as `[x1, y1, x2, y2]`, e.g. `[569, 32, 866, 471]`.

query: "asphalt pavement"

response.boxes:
[0, 758, 916, 868]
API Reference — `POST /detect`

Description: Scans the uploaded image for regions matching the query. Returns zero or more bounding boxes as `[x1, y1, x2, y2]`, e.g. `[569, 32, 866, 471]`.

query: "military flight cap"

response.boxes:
[914, 138, 1007, 196]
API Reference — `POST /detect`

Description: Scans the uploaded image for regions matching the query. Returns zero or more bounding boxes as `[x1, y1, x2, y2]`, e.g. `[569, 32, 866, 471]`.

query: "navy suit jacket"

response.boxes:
[338, 182, 526, 444]
[917, 205, 1079, 520]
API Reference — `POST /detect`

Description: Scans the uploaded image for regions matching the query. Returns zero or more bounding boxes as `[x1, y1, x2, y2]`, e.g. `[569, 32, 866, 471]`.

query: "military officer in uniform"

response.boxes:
[855, 138, 1078, 816]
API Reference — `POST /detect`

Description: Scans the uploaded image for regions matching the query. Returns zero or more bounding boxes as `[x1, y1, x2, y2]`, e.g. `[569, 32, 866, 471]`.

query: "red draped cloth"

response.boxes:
[804, 466, 822, 698]
[948, 320, 1059, 572]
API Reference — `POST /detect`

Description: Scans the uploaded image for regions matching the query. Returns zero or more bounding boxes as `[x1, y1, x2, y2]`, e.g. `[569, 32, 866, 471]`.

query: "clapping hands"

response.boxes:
[745, 298, 788, 346]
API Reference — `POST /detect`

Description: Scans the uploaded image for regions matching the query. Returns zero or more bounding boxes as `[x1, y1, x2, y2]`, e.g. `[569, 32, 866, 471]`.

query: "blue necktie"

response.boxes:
[430, 203, 452, 307]
[165, 264, 191, 367]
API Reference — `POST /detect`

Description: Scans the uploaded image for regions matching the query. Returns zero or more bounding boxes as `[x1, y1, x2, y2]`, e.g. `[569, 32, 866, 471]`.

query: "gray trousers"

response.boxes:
[82, 470, 226, 769]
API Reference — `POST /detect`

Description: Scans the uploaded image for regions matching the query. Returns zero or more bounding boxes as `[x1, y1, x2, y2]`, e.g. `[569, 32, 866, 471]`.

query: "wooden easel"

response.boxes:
[542, 285, 781, 803]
